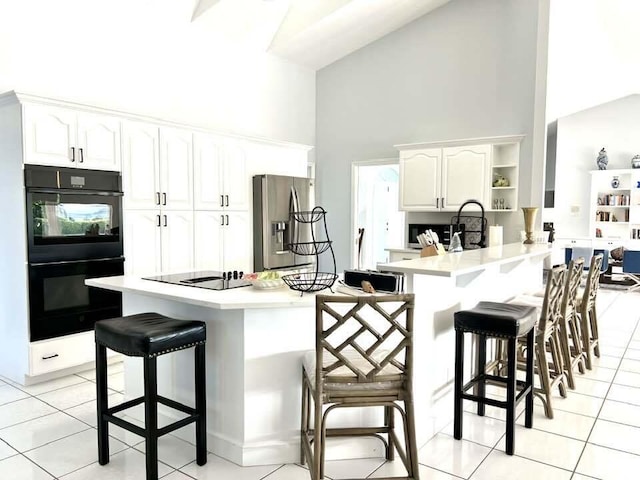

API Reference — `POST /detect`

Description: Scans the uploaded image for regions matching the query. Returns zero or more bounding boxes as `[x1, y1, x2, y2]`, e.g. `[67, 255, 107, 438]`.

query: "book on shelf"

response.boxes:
[598, 194, 630, 206]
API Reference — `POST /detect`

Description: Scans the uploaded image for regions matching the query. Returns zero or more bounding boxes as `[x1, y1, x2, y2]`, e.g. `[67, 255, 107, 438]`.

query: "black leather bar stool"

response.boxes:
[95, 313, 207, 480]
[453, 302, 537, 455]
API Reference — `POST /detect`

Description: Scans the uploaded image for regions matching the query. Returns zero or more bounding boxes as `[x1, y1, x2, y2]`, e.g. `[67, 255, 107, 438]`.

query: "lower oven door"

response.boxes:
[28, 257, 124, 341]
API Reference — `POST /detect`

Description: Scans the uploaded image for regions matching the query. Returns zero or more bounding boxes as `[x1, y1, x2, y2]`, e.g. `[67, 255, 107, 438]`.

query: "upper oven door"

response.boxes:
[26, 188, 123, 262]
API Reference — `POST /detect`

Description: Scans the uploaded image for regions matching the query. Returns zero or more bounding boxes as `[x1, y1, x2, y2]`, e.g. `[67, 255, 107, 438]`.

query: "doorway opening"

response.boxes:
[352, 161, 404, 270]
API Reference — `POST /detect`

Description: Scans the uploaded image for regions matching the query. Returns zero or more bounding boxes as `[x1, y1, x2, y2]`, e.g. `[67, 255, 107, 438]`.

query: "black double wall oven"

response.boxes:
[25, 165, 124, 341]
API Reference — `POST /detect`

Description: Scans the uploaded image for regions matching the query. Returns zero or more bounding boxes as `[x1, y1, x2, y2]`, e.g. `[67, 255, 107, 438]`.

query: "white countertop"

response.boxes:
[86, 276, 319, 310]
[377, 242, 552, 277]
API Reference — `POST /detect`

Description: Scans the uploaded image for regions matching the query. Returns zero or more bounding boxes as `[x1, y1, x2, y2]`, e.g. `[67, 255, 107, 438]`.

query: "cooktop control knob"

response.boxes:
[233, 270, 238, 280]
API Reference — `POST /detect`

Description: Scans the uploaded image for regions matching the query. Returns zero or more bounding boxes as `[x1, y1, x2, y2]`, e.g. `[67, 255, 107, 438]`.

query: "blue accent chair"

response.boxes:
[622, 250, 640, 292]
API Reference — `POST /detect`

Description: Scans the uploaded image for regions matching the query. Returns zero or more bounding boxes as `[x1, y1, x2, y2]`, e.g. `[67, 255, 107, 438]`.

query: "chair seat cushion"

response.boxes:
[302, 348, 403, 392]
[455, 301, 537, 338]
[95, 313, 206, 357]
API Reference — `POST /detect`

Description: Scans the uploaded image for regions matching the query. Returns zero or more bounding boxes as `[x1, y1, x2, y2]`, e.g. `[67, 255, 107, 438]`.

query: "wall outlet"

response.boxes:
[570, 205, 580, 215]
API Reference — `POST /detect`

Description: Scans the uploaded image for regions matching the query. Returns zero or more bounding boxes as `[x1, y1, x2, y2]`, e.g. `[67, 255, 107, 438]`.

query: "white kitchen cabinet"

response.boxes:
[123, 210, 193, 276]
[441, 145, 491, 210]
[23, 104, 121, 170]
[399, 145, 489, 211]
[399, 148, 441, 210]
[123, 123, 193, 211]
[397, 136, 523, 213]
[194, 210, 251, 273]
[194, 134, 248, 211]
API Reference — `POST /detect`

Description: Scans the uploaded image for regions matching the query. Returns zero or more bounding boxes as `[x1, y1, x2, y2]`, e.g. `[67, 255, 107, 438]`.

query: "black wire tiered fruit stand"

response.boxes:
[282, 206, 337, 294]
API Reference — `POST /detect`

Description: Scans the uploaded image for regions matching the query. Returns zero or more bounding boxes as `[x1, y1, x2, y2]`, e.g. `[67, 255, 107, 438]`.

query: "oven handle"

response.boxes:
[30, 256, 125, 267]
[26, 188, 124, 196]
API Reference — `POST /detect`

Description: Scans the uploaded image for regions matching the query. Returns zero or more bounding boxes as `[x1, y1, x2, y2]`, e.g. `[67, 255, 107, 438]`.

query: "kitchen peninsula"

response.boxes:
[87, 243, 551, 467]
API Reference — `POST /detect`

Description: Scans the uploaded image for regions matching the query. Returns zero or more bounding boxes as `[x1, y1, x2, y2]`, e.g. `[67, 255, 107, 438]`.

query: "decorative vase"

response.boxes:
[611, 176, 620, 189]
[632, 155, 640, 169]
[522, 207, 539, 245]
[596, 148, 608, 170]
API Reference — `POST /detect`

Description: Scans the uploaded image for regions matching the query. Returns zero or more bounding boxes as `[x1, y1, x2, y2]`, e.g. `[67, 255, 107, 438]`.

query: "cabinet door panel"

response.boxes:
[223, 140, 249, 211]
[399, 148, 441, 211]
[122, 122, 160, 210]
[23, 105, 77, 166]
[193, 134, 224, 210]
[123, 210, 162, 276]
[223, 211, 251, 273]
[194, 211, 224, 271]
[160, 128, 193, 211]
[442, 145, 490, 210]
[77, 113, 121, 171]
[162, 211, 194, 273]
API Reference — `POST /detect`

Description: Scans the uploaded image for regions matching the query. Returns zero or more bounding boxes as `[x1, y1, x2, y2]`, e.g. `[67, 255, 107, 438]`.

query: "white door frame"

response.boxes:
[350, 158, 400, 269]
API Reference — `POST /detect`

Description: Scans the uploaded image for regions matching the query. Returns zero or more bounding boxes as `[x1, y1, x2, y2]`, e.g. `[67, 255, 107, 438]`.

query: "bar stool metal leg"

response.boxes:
[453, 329, 464, 440]
[96, 343, 109, 465]
[195, 343, 207, 466]
[476, 334, 487, 416]
[144, 356, 158, 480]
[525, 327, 535, 428]
[505, 338, 517, 456]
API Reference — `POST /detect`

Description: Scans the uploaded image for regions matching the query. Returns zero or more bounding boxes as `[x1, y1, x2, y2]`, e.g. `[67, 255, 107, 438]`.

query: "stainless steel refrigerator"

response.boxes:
[253, 174, 314, 271]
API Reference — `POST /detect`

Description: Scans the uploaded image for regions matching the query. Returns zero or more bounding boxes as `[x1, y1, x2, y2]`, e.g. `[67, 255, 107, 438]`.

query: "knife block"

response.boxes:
[420, 243, 446, 257]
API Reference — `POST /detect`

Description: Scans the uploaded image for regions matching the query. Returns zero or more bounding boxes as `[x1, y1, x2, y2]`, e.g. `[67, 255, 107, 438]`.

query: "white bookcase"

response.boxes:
[590, 169, 640, 243]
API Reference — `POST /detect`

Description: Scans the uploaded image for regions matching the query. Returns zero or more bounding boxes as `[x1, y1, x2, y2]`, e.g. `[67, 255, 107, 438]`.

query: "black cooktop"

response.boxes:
[143, 271, 251, 291]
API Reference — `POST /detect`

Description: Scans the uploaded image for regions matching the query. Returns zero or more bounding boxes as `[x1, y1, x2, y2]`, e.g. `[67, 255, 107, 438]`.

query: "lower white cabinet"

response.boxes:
[29, 331, 118, 377]
[124, 210, 194, 276]
[194, 211, 251, 274]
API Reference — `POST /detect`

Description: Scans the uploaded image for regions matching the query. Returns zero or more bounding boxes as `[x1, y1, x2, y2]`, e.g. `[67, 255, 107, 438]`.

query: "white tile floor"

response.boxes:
[0, 288, 638, 479]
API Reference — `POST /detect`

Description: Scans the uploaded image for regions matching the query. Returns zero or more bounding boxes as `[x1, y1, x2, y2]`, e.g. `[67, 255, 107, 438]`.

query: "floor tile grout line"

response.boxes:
[570, 307, 640, 478]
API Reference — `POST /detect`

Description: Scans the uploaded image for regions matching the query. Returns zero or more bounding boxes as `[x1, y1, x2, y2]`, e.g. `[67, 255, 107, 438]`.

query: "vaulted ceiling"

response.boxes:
[191, 0, 451, 70]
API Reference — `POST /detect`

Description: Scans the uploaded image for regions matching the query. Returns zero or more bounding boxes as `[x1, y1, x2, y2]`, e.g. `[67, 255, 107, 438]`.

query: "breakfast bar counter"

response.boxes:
[88, 243, 552, 467]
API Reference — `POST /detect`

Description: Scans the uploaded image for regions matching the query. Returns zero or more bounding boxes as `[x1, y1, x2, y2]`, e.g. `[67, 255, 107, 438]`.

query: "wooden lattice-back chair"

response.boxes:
[558, 257, 586, 389]
[579, 254, 604, 369]
[514, 264, 568, 419]
[301, 294, 419, 480]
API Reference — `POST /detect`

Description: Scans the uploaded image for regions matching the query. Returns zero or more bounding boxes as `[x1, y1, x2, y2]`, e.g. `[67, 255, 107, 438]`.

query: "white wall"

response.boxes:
[547, 0, 640, 122]
[0, 0, 316, 145]
[316, 0, 546, 270]
[553, 94, 640, 238]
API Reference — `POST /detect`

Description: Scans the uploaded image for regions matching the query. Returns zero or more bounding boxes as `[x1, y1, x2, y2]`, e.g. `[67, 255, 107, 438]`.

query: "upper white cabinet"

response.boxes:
[122, 123, 193, 211]
[399, 148, 441, 210]
[23, 104, 121, 171]
[193, 134, 248, 211]
[397, 136, 523, 212]
[441, 145, 491, 210]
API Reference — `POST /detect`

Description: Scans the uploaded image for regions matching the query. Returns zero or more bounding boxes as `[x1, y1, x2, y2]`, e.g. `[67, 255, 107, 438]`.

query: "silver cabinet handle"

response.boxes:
[442, 197, 445, 208]
[436, 198, 439, 208]
[220, 195, 224, 207]
[42, 354, 59, 360]
[156, 192, 161, 205]
[220, 215, 224, 226]
[163, 215, 167, 227]
[79, 147, 84, 163]
[225, 215, 229, 226]
[70, 147, 75, 162]
[156, 215, 161, 227]
[225, 194, 229, 207]
[162, 193, 167, 206]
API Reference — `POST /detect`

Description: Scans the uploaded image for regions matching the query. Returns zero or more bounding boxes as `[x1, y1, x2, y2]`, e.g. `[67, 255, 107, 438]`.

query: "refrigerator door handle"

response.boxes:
[290, 185, 300, 245]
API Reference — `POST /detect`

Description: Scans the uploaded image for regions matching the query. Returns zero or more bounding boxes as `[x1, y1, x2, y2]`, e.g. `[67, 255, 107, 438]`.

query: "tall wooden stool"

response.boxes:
[454, 302, 537, 455]
[95, 313, 207, 480]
